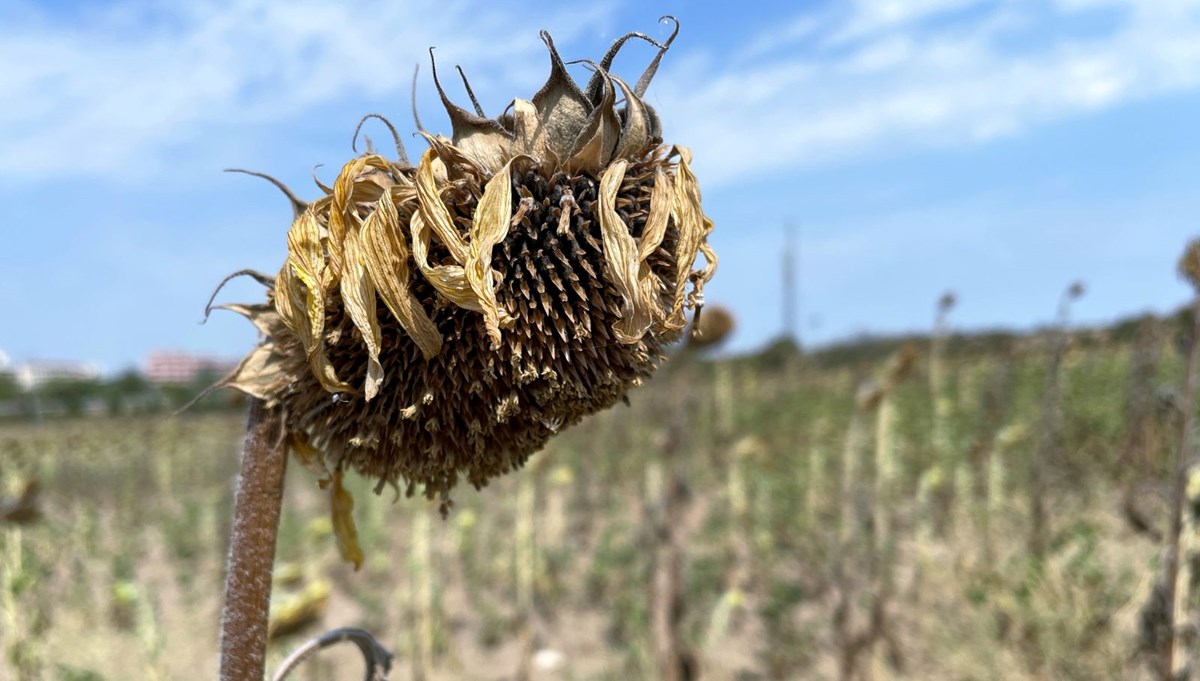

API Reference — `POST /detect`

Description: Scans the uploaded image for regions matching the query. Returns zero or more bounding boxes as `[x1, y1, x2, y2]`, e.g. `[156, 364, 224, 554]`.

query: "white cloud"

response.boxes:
[653, 1, 1200, 186]
[0, 0, 614, 181]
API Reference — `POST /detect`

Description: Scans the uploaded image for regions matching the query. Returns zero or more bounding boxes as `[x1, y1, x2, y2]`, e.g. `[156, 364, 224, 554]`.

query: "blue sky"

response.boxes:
[2, 0, 1199, 372]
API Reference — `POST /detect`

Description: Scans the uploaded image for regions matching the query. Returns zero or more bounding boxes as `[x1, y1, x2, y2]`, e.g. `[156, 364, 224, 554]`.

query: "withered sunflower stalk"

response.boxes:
[213, 19, 716, 566]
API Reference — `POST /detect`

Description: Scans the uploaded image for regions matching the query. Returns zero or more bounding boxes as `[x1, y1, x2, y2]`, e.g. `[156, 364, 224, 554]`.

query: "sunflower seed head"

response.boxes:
[215, 24, 716, 564]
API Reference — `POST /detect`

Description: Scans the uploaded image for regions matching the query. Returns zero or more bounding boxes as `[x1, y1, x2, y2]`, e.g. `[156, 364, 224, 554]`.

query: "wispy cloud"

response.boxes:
[653, 0, 1200, 185]
[0, 0, 615, 182]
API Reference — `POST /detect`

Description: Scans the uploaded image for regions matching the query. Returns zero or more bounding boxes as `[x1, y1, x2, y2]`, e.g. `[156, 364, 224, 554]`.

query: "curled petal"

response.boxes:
[361, 190, 442, 359]
[284, 210, 328, 353]
[339, 227, 385, 401]
[598, 160, 655, 343]
[328, 154, 397, 280]
[666, 151, 708, 329]
[466, 158, 519, 345]
[415, 148, 470, 264]
[411, 213, 483, 311]
[275, 265, 349, 393]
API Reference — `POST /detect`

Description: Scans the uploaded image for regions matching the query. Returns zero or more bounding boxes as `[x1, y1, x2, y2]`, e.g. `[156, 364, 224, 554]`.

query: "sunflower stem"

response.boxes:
[220, 399, 288, 681]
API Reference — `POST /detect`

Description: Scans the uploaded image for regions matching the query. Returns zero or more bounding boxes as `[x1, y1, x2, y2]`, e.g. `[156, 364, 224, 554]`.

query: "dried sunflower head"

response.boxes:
[216, 20, 715, 530]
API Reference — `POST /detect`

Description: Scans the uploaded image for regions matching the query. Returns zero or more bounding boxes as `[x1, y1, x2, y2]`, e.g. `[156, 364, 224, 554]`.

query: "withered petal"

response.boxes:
[361, 190, 443, 359]
[339, 227, 385, 401]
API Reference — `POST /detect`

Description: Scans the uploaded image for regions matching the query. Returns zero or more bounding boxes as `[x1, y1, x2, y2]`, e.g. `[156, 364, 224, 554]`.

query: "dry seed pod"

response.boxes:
[1180, 239, 1200, 292]
[215, 20, 716, 552]
[687, 304, 735, 349]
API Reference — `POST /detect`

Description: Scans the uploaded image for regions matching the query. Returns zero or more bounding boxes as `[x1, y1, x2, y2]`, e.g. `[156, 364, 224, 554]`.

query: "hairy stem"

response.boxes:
[220, 400, 288, 681]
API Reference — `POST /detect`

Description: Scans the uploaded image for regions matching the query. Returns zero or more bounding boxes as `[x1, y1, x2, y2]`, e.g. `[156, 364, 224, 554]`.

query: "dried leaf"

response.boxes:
[566, 65, 620, 172]
[339, 227, 385, 401]
[532, 31, 592, 165]
[613, 75, 652, 159]
[222, 343, 289, 401]
[511, 98, 549, 160]
[330, 468, 364, 570]
[415, 148, 470, 264]
[215, 302, 286, 338]
[429, 50, 513, 173]
[466, 159, 518, 345]
[361, 190, 443, 359]
[598, 160, 654, 343]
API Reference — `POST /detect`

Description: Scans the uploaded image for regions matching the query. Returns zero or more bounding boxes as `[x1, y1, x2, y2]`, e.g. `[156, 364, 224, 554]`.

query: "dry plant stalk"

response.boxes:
[1029, 280, 1084, 559]
[835, 345, 917, 680]
[925, 291, 956, 533]
[651, 423, 692, 681]
[410, 508, 436, 681]
[208, 19, 717, 680]
[1163, 240, 1200, 680]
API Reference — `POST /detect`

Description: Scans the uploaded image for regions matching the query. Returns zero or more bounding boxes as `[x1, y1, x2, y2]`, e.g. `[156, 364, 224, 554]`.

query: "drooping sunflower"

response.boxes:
[214, 19, 715, 561]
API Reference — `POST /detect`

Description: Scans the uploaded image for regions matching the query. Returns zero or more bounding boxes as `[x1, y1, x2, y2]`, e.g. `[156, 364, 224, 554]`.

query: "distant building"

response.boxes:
[145, 351, 238, 385]
[14, 360, 103, 390]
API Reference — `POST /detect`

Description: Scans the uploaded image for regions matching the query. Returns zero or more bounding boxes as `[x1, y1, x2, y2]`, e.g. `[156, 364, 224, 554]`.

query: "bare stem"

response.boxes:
[1164, 300, 1200, 680]
[220, 400, 288, 681]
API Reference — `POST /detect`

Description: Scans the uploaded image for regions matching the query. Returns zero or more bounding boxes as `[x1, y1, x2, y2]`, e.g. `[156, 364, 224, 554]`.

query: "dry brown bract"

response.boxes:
[214, 20, 716, 564]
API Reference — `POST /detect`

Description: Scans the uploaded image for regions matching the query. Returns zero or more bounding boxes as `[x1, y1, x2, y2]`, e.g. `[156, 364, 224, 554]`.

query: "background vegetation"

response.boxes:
[1, 307, 1196, 679]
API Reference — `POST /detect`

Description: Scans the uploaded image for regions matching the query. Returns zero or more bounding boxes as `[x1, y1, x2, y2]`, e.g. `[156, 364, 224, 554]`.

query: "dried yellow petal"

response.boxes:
[361, 190, 442, 359]
[284, 210, 327, 353]
[410, 213, 483, 312]
[415, 148, 469, 264]
[598, 160, 654, 343]
[466, 158, 518, 345]
[274, 266, 349, 393]
[667, 152, 707, 329]
[339, 226, 385, 401]
[330, 468, 364, 570]
[328, 154, 396, 280]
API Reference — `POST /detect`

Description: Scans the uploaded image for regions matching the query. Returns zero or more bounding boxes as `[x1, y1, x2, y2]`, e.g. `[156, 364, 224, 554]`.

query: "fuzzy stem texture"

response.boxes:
[220, 400, 288, 681]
